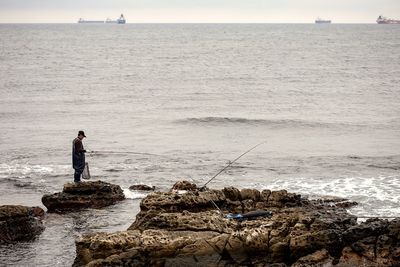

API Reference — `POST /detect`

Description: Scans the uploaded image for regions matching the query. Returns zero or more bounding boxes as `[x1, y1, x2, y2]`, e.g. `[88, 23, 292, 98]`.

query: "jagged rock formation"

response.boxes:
[73, 181, 400, 266]
[0, 205, 45, 243]
[42, 181, 125, 213]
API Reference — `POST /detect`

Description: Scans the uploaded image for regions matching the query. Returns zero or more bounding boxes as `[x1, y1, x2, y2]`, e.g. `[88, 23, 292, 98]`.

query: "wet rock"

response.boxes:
[73, 182, 400, 267]
[337, 218, 400, 267]
[42, 180, 125, 213]
[388, 218, 400, 239]
[376, 235, 393, 263]
[0, 205, 45, 243]
[343, 218, 388, 243]
[334, 201, 358, 209]
[129, 184, 155, 191]
[267, 190, 301, 207]
[318, 196, 359, 209]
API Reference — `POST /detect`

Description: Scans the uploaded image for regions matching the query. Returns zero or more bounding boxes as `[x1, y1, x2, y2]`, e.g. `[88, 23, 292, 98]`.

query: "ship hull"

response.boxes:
[106, 20, 126, 24]
[315, 21, 331, 24]
[376, 15, 400, 24]
[377, 21, 400, 24]
[78, 21, 104, 24]
[78, 14, 126, 24]
[315, 17, 331, 24]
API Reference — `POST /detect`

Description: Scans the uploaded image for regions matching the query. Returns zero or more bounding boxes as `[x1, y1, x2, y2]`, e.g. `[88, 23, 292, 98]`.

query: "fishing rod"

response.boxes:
[200, 141, 266, 191]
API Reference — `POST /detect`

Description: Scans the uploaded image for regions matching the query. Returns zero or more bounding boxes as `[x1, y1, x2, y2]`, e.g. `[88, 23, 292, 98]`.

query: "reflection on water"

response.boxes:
[0, 23, 399, 266]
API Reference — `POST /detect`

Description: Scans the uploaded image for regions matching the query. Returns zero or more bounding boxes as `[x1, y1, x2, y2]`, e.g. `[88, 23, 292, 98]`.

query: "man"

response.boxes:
[72, 130, 87, 183]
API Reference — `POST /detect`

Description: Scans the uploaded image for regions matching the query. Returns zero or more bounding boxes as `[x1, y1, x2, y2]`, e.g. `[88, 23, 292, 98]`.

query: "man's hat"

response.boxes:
[78, 130, 86, 137]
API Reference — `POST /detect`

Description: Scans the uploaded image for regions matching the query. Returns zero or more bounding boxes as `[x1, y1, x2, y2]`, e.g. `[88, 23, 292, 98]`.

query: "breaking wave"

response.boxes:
[175, 117, 355, 129]
[263, 174, 400, 218]
[123, 188, 148, 199]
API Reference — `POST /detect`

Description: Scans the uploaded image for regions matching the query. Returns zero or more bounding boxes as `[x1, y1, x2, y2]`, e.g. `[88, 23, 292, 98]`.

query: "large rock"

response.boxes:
[0, 205, 45, 243]
[73, 181, 400, 266]
[42, 181, 125, 213]
[337, 219, 400, 267]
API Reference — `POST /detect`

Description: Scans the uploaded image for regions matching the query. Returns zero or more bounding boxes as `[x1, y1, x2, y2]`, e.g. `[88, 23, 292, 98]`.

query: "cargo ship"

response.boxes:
[315, 17, 331, 24]
[376, 15, 400, 24]
[78, 14, 126, 24]
[106, 14, 126, 24]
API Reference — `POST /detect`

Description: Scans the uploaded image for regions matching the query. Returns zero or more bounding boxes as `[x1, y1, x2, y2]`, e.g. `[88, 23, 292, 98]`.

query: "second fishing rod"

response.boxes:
[198, 141, 266, 214]
[199, 141, 266, 191]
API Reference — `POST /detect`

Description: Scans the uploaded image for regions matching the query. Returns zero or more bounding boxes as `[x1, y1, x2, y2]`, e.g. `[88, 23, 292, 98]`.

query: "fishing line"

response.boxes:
[200, 141, 266, 190]
[89, 150, 162, 157]
[209, 199, 222, 214]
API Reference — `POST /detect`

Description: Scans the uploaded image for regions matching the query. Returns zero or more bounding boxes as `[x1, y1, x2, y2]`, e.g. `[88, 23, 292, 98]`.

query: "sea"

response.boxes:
[0, 23, 399, 266]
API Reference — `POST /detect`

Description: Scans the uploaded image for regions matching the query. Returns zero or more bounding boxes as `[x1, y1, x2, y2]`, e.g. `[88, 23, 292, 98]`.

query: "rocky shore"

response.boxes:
[42, 181, 125, 213]
[73, 181, 400, 266]
[0, 205, 45, 243]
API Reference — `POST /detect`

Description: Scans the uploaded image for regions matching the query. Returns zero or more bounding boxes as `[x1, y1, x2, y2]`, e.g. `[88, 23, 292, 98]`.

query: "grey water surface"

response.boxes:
[0, 23, 399, 266]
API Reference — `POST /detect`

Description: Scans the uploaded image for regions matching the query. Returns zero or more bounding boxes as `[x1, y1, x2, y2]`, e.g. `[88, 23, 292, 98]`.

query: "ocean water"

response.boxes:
[0, 23, 399, 266]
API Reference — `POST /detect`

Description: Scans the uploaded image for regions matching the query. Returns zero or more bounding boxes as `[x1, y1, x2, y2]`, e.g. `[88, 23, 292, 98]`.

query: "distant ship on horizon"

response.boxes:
[78, 14, 126, 24]
[315, 17, 331, 24]
[376, 15, 400, 24]
[77, 18, 103, 24]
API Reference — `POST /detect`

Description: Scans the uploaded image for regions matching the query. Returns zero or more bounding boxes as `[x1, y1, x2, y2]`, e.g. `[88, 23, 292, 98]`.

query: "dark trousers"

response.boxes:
[74, 169, 83, 182]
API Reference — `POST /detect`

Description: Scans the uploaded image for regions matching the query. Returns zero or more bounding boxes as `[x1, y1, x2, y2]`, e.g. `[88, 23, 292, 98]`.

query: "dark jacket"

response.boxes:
[72, 137, 85, 171]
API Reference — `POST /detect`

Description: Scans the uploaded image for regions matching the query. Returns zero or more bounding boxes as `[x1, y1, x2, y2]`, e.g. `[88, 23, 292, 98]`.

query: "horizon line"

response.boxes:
[0, 22, 379, 24]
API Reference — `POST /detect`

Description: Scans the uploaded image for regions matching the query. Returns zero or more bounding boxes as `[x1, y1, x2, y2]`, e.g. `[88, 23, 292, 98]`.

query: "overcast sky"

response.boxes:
[0, 0, 399, 23]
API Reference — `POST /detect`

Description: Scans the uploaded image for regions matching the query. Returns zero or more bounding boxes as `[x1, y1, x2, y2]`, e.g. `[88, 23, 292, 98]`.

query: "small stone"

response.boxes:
[129, 184, 155, 191]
